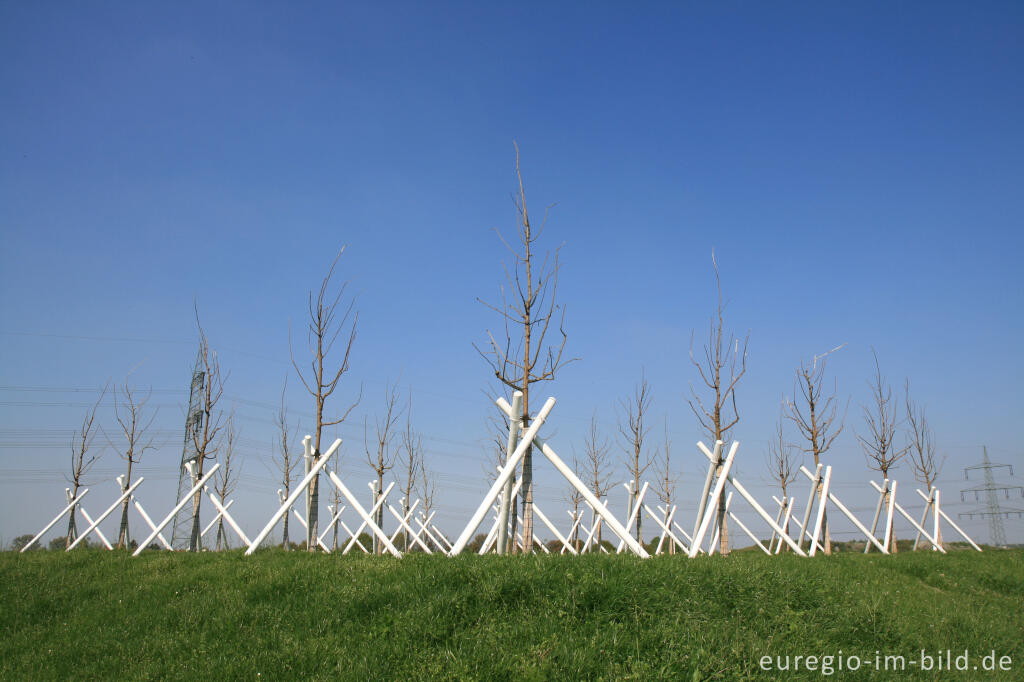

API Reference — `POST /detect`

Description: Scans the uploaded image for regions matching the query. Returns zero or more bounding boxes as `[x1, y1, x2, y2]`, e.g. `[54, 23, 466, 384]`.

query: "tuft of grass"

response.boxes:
[1, 549, 1021, 680]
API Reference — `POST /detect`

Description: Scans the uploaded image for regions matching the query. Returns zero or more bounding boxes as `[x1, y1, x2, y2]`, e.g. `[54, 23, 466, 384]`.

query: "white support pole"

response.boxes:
[695, 441, 807, 557]
[411, 512, 439, 549]
[533, 503, 577, 555]
[386, 503, 433, 553]
[709, 492, 733, 556]
[131, 497, 171, 550]
[246, 440, 338, 555]
[865, 479, 888, 554]
[689, 443, 738, 557]
[342, 481, 396, 554]
[785, 514, 825, 554]
[21, 489, 90, 552]
[495, 392, 523, 555]
[729, 508, 771, 554]
[69, 477, 145, 551]
[645, 503, 687, 554]
[882, 480, 898, 553]
[915, 488, 981, 551]
[320, 505, 346, 547]
[202, 509, 224, 538]
[870, 480, 945, 553]
[327, 470, 401, 557]
[798, 464, 822, 551]
[339, 519, 369, 553]
[933, 488, 941, 551]
[808, 466, 833, 557]
[913, 488, 933, 551]
[515, 514, 550, 553]
[387, 499, 420, 546]
[798, 466, 887, 553]
[775, 498, 795, 554]
[671, 520, 695, 545]
[562, 512, 583, 554]
[617, 481, 649, 553]
[692, 441, 723, 540]
[290, 507, 332, 552]
[77, 507, 113, 549]
[451, 397, 557, 556]
[205, 493, 250, 547]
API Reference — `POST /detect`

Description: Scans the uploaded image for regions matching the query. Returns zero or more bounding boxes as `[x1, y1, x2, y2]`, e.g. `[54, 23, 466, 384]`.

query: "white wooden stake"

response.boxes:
[69, 477, 145, 551]
[689, 443, 738, 557]
[808, 466, 833, 557]
[496, 391, 523, 555]
[870, 480, 945, 553]
[915, 488, 981, 551]
[326, 470, 401, 557]
[21, 489, 90, 552]
[205, 492, 250, 546]
[76, 506, 113, 549]
[246, 440, 338, 555]
[131, 497, 171, 550]
[617, 481, 649, 553]
[865, 479, 888, 554]
[798, 464, 822, 551]
[798, 466, 887, 553]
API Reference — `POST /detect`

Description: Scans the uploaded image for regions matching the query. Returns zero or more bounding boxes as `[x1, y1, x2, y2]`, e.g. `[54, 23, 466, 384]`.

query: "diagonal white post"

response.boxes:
[916, 488, 981, 551]
[798, 464, 822, 551]
[202, 509, 225, 538]
[386, 502, 432, 553]
[913, 487, 933, 551]
[533, 502, 577, 555]
[689, 443, 738, 557]
[696, 441, 806, 556]
[327, 470, 401, 557]
[647, 504, 687, 554]
[451, 397, 557, 555]
[206, 493, 250, 546]
[131, 497, 171, 550]
[21, 489, 90, 552]
[617, 481, 650, 553]
[871, 480, 945, 553]
[342, 481, 396, 553]
[692, 441, 723, 540]
[246, 440, 338, 555]
[881, 480, 897, 553]
[496, 391, 523, 555]
[76, 506, 113, 549]
[865, 479, 888, 554]
[134, 465, 220, 556]
[69, 477, 145, 551]
[808, 466, 833, 557]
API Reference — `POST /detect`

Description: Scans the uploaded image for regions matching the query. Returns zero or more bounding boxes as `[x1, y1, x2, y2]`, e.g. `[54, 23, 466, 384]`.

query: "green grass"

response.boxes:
[1, 549, 1021, 680]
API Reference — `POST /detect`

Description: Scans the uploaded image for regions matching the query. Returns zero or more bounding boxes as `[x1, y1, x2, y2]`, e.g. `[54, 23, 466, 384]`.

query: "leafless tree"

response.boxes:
[565, 453, 585, 551]
[187, 309, 228, 552]
[65, 383, 108, 548]
[765, 408, 799, 550]
[785, 345, 846, 554]
[474, 143, 578, 552]
[618, 370, 653, 543]
[688, 249, 749, 556]
[857, 348, 910, 553]
[272, 375, 300, 550]
[905, 379, 944, 548]
[417, 459, 438, 550]
[655, 416, 679, 554]
[214, 414, 239, 551]
[400, 390, 423, 552]
[583, 413, 615, 552]
[905, 379, 942, 490]
[290, 247, 361, 552]
[108, 382, 157, 549]
[364, 381, 403, 554]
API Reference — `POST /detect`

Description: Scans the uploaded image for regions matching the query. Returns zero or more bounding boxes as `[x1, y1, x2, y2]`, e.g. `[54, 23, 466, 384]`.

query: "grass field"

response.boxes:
[2, 549, 1021, 680]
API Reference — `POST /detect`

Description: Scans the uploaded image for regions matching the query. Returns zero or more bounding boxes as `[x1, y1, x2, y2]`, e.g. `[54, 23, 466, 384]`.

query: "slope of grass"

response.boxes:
[1, 549, 1021, 680]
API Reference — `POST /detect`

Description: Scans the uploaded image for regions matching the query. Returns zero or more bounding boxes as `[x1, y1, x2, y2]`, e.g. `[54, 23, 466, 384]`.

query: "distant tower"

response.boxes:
[170, 349, 206, 550]
[959, 446, 1024, 547]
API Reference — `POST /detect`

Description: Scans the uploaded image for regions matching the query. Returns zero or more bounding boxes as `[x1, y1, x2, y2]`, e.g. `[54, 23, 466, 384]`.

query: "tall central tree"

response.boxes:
[475, 143, 576, 553]
[291, 247, 361, 552]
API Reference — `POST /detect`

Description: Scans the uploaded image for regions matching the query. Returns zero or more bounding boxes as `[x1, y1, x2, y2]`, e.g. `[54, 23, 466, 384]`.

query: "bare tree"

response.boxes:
[765, 408, 799, 550]
[654, 416, 679, 554]
[474, 143, 578, 552]
[272, 376, 300, 550]
[565, 453, 585, 552]
[187, 309, 228, 552]
[905, 379, 942, 490]
[618, 370, 653, 543]
[213, 414, 239, 551]
[400, 390, 423, 552]
[364, 381, 404, 554]
[905, 379, 944, 549]
[65, 383, 108, 548]
[417, 459, 438, 550]
[290, 247, 361, 553]
[688, 250, 749, 556]
[785, 345, 846, 554]
[108, 382, 157, 549]
[583, 414, 615, 552]
[857, 348, 910, 553]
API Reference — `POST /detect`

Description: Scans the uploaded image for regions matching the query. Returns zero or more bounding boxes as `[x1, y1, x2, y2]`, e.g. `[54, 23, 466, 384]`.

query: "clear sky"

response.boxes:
[2, 2, 1022, 548]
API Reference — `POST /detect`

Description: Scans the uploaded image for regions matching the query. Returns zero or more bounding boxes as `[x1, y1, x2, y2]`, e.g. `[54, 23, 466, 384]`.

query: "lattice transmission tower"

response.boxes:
[959, 446, 1024, 547]
[170, 348, 206, 550]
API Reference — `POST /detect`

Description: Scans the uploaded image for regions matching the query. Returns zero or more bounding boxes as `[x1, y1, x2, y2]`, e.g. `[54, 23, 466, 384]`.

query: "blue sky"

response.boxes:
[2, 2, 1022, 548]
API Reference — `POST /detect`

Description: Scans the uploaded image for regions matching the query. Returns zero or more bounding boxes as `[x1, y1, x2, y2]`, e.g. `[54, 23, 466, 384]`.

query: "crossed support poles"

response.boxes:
[246, 439, 402, 557]
[452, 393, 649, 557]
[915, 487, 981, 552]
[867, 479, 947, 554]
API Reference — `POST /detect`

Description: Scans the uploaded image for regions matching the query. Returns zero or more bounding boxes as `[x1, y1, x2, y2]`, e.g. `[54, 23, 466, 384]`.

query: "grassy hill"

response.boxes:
[2, 549, 1021, 680]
